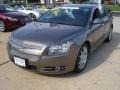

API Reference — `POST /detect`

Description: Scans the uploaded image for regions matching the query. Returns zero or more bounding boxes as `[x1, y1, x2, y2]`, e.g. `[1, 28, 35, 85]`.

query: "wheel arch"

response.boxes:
[73, 40, 91, 73]
[29, 13, 36, 17]
[84, 40, 91, 53]
[29, 13, 36, 20]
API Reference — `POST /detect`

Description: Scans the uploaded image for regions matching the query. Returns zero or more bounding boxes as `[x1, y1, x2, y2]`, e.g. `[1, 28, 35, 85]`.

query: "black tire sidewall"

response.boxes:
[74, 44, 89, 73]
[105, 26, 113, 42]
[29, 13, 36, 21]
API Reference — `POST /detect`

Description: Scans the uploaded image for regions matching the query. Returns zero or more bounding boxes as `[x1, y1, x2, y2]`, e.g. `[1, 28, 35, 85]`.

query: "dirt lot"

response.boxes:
[0, 16, 120, 90]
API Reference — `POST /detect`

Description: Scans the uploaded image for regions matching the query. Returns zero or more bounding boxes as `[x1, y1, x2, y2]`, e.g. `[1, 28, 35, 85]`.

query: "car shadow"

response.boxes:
[46, 32, 120, 78]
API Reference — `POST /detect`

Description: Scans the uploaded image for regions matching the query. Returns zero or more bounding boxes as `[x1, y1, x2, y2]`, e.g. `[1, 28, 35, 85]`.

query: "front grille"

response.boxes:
[10, 38, 45, 56]
[40, 67, 56, 71]
[11, 38, 43, 49]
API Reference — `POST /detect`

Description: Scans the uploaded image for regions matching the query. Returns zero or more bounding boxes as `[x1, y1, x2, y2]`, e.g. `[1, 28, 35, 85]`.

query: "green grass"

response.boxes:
[106, 5, 120, 11]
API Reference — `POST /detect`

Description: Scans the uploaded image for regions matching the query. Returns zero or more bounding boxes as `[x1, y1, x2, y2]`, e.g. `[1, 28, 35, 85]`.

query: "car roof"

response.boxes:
[62, 4, 98, 9]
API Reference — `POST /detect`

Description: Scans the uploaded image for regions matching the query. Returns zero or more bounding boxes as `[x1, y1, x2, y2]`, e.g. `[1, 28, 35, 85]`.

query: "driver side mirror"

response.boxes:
[93, 18, 103, 24]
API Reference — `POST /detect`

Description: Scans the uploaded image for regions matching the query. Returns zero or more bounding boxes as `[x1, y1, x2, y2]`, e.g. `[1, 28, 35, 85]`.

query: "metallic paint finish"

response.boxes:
[7, 4, 113, 74]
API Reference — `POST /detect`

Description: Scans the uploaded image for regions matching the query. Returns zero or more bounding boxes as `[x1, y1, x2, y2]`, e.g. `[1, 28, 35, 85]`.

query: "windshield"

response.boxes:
[0, 5, 16, 13]
[14, 5, 25, 10]
[24, 4, 33, 10]
[37, 7, 91, 26]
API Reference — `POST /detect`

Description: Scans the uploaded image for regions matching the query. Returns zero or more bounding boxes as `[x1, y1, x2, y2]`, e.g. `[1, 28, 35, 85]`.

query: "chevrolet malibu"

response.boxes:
[7, 4, 113, 74]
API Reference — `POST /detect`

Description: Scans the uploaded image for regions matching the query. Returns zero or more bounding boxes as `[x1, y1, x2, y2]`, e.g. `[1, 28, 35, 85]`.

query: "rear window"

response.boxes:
[0, 5, 15, 13]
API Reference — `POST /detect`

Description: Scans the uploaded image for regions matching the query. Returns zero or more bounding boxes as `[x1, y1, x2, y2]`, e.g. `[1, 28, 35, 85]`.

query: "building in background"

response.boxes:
[89, 0, 102, 4]
[2, 0, 70, 4]
[2, 0, 119, 5]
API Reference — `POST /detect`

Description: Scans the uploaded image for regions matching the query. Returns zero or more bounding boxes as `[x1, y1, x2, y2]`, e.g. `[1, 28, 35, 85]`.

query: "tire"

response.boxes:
[0, 20, 6, 32]
[74, 44, 89, 73]
[105, 25, 113, 42]
[29, 13, 36, 21]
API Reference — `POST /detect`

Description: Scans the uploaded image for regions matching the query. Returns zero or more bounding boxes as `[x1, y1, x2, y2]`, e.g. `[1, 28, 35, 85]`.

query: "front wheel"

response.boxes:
[0, 20, 6, 32]
[74, 44, 89, 73]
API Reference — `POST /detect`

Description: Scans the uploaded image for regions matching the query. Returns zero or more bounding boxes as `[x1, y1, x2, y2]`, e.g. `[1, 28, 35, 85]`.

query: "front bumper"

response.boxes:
[7, 43, 79, 74]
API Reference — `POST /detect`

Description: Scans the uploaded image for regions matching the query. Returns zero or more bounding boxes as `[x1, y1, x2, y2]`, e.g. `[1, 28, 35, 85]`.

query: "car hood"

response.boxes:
[12, 22, 85, 45]
[3, 11, 27, 18]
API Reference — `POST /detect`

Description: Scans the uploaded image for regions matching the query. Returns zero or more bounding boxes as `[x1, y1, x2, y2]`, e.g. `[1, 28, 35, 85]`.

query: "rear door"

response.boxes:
[100, 6, 111, 37]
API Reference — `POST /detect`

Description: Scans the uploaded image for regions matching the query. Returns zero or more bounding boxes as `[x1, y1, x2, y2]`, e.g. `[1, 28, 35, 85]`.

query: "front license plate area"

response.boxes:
[14, 56, 26, 67]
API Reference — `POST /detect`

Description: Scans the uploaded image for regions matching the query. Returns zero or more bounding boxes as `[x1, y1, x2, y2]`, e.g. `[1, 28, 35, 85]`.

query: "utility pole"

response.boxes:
[26, 0, 28, 4]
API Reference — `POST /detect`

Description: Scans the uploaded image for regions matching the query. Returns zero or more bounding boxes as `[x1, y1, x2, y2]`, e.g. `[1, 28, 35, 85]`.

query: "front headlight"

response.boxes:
[7, 17, 18, 21]
[48, 42, 71, 56]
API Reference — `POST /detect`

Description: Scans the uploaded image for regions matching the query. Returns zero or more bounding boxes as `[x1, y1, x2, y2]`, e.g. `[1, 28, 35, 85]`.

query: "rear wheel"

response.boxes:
[105, 25, 113, 42]
[29, 13, 36, 21]
[74, 44, 89, 73]
[0, 20, 6, 32]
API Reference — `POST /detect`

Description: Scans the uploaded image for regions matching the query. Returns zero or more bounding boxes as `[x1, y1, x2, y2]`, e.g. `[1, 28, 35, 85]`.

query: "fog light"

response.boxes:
[55, 66, 66, 71]
[55, 66, 61, 71]
[40, 66, 66, 72]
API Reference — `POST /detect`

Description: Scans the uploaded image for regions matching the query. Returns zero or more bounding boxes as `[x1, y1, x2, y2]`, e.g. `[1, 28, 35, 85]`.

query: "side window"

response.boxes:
[0, 6, 5, 13]
[100, 7, 108, 18]
[92, 9, 101, 21]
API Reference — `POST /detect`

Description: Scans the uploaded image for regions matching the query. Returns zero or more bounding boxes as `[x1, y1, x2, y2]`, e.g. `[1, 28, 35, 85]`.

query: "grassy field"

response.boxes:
[107, 5, 120, 11]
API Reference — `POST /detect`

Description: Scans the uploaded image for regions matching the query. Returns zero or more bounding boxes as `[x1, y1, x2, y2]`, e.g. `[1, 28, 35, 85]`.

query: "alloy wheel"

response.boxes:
[78, 46, 88, 70]
[74, 44, 89, 73]
[29, 13, 36, 21]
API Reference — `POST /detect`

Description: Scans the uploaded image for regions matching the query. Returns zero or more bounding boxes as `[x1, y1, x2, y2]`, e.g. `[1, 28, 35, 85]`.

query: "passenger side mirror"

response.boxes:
[93, 18, 103, 24]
